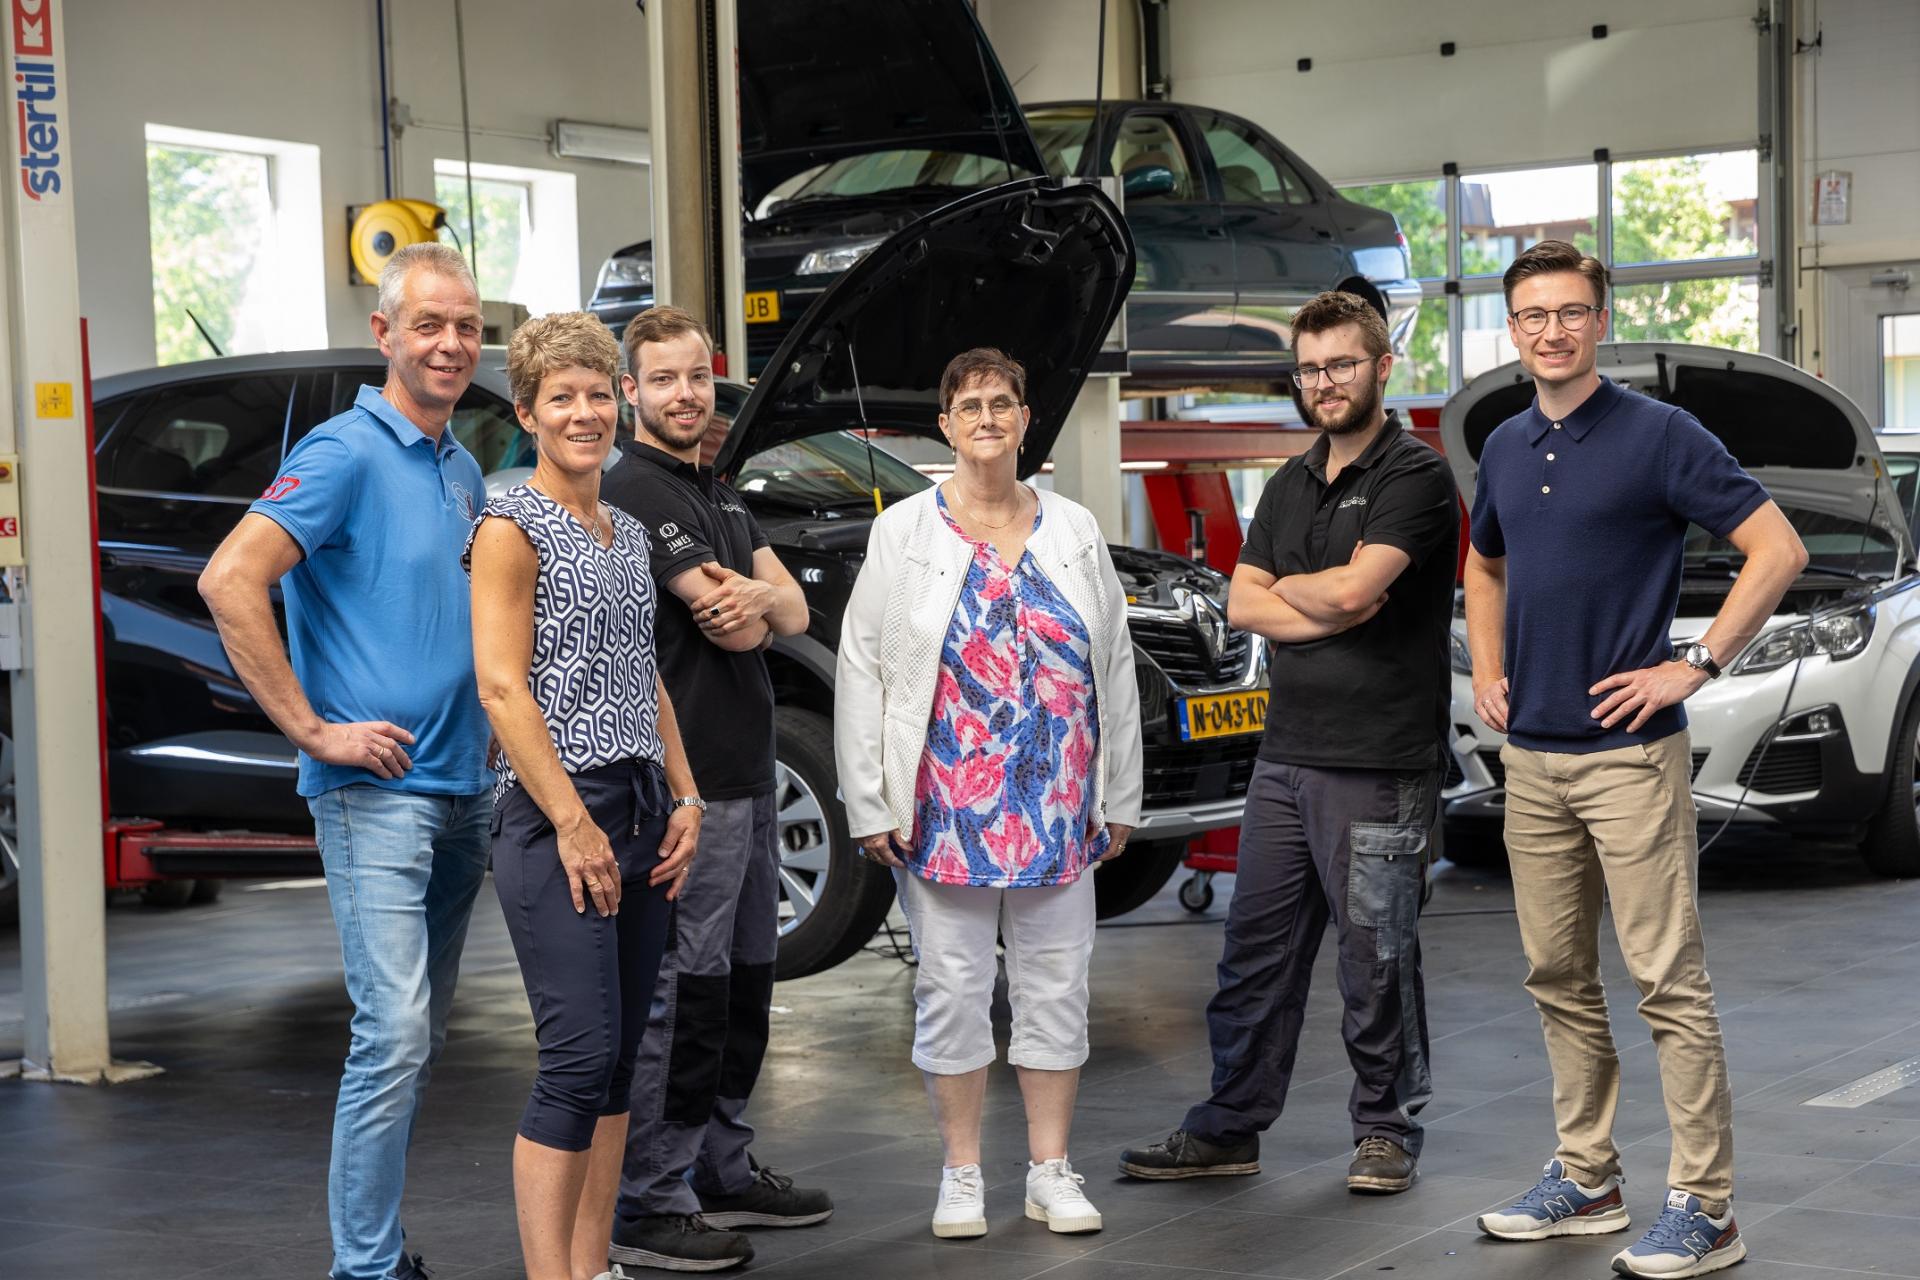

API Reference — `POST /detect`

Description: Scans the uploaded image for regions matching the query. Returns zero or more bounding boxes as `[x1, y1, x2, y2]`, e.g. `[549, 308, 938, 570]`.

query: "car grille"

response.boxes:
[1142, 736, 1261, 807]
[1476, 747, 1709, 787]
[1737, 739, 1822, 794]
[1132, 616, 1252, 689]
[1442, 753, 1465, 789]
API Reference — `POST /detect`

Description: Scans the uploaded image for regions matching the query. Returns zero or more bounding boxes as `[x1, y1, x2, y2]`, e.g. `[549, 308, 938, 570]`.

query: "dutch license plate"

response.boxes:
[1177, 690, 1269, 742]
[744, 290, 780, 324]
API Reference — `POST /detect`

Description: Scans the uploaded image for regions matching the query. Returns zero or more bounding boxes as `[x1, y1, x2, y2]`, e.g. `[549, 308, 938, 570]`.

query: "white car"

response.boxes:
[1437, 342, 1920, 879]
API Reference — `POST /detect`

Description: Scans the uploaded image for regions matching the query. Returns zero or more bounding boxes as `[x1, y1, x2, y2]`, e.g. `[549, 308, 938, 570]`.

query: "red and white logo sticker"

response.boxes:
[260, 476, 300, 501]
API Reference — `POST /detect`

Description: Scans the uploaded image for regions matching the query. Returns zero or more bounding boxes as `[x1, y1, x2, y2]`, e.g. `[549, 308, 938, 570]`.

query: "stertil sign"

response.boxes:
[12, 0, 60, 200]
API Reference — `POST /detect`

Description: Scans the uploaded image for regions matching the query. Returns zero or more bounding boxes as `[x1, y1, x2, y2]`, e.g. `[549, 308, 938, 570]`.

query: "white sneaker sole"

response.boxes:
[1479, 1206, 1631, 1240]
[1611, 1237, 1747, 1278]
[931, 1215, 988, 1239]
[1025, 1200, 1103, 1233]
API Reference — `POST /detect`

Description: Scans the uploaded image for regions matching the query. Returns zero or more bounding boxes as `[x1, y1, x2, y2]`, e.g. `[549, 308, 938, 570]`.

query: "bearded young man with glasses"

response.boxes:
[1121, 290, 1459, 1196]
[1465, 241, 1806, 1278]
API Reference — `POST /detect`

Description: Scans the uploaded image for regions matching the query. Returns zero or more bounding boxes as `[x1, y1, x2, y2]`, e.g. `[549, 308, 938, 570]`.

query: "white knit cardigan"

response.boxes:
[834, 485, 1145, 842]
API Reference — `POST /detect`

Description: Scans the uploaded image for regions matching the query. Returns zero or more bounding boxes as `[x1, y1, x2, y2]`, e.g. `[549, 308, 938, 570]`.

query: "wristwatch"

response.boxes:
[671, 795, 708, 814]
[1680, 642, 1721, 680]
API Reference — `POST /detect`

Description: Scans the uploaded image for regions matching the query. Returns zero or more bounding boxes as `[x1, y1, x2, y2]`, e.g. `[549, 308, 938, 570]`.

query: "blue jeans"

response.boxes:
[310, 784, 493, 1280]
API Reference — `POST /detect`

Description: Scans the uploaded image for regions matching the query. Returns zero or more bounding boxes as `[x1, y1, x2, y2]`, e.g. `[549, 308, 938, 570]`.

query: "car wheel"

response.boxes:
[189, 879, 224, 905]
[1093, 838, 1187, 919]
[1861, 698, 1920, 878]
[1441, 819, 1508, 871]
[771, 707, 896, 979]
[139, 879, 196, 908]
[0, 732, 16, 926]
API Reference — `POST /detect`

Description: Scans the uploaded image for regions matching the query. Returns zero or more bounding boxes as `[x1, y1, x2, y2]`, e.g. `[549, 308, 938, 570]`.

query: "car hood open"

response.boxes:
[738, 0, 1045, 210]
[712, 178, 1134, 482]
[1439, 342, 1912, 569]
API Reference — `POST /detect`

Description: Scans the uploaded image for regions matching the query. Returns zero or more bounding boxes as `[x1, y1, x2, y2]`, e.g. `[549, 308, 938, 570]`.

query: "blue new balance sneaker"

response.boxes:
[1478, 1159, 1631, 1240]
[1610, 1190, 1745, 1277]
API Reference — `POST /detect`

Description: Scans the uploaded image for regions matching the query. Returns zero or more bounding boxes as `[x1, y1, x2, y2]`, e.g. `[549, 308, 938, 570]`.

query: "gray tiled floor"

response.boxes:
[2, 837, 1918, 1280]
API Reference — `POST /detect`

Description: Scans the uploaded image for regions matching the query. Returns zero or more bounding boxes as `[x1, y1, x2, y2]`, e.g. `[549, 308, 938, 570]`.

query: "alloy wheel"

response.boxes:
[772, 756, 831, 937]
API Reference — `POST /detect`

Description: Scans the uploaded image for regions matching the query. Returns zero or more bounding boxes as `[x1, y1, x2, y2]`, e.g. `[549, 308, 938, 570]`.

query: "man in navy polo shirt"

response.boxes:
[1464, 241, 1806, 1279]
[200, 243, 495, 1280]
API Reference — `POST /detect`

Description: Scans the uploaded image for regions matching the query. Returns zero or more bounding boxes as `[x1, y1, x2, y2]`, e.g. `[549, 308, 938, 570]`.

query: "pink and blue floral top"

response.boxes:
[910, 491, 1106, 888]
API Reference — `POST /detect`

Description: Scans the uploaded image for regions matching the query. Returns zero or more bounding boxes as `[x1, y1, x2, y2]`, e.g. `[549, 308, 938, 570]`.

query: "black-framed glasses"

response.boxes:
[946, 396, 1022, 425]
[1290, 355, 1377, 388]
[1510, 304, 1599, 335]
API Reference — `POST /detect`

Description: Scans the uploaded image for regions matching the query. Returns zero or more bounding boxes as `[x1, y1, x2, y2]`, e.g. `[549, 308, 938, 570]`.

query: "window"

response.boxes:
[1883, 315, 1920, 430]
[1196, 113, 1313, 205]
[1611, 151, 1758, 266]
[1108, 113, 1199, 203]
[1610, 279, 1760, 352]
[1387, 297, 1451, 397]
[146, 126, 324, 366]
[318, 370, 526, 476]
[1340, 180, 1445, 279]
[1462, 294, 1519, 380]
[434, 160, 580, 315]
[1460, 164, 1598, 274]
[105, 374, 296, 499]
[1026, 106, 1095, 178]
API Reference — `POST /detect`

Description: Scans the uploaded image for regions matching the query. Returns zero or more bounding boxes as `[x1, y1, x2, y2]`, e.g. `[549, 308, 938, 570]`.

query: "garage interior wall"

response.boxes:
[1165, 0, 1760, 183]
[66, 0, 652, 376]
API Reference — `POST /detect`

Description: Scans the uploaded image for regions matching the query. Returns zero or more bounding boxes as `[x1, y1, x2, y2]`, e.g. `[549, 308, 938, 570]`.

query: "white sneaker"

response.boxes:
[1025, 1157, 1103, 1234]
[932, 1163, 988, 1239]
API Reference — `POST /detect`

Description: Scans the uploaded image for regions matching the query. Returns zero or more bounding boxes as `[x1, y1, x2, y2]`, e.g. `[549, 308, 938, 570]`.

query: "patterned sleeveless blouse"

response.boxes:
[465, 484, 664, 801]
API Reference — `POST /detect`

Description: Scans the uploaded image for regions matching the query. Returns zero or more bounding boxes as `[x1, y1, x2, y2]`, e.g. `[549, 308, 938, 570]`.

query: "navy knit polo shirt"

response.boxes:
[1469, 376, 1769, 754]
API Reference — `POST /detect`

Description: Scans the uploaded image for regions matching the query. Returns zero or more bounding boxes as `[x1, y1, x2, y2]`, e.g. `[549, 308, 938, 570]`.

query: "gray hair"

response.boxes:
[377, 242, 479, 322]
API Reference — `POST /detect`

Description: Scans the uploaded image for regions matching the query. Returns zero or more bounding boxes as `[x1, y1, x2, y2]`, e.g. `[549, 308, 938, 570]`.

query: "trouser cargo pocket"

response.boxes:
[1347, 823, 1426, 962]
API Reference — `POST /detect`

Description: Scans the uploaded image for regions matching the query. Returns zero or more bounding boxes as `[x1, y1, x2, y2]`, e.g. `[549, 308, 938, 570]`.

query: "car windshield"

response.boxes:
[733, 431, 931, 512]
[1025, 107, 1095, 178]
[1685, 500, 1906, 581]
[762, 149, 1033, 214]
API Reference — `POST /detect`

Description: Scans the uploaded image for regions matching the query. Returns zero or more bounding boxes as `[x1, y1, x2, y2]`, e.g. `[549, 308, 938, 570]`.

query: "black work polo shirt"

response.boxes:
[1240, 414, 1461, 771]
[600, 439, 775, 800]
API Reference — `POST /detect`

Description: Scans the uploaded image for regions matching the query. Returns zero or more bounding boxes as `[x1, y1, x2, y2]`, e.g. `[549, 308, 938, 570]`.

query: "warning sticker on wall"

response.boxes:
[33, 382, 72, 419]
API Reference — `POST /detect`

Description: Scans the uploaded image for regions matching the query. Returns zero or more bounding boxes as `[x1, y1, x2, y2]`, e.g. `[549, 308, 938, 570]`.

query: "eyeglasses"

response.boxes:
[946, 397, 1022, 425]
[1510, 304, 1599, 335]
[1290, 356, 1377, 388]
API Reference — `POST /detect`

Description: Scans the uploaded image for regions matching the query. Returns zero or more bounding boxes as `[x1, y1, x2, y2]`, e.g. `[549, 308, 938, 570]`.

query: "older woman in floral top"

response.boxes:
[835, 348, 1144, 1242]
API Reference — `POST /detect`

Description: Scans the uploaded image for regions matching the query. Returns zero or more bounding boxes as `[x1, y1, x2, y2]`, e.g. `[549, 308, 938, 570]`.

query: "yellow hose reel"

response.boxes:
[349, 199, 448, 284]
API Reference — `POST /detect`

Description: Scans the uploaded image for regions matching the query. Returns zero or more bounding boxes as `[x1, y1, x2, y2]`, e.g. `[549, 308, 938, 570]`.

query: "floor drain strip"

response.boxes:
[1803, 1057, 1920, 1109]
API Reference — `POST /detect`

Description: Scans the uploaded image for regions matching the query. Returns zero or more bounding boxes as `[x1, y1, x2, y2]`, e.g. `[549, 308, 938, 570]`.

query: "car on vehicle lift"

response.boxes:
[1436, 343, 1920, 879]
[585, 0, 1420, 389]
[1, 181, 1271, 976]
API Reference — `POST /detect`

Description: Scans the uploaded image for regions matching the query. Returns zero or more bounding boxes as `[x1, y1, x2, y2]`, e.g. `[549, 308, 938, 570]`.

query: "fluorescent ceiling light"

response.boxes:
[552, 120, 650, 166]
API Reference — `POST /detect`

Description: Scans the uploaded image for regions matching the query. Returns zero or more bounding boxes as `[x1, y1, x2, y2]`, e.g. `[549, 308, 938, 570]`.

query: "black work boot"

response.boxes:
[608, 1213, 753, 1273]
[1118, 1129, 1260, 1180]
[695, 1159, 835, 1228]
[1346, 1136, 1418, 1194]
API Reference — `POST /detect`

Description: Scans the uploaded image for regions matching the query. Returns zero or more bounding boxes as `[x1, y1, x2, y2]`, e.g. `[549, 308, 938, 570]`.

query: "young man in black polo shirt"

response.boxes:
[600, 307, 832, 1274]
[1121, 290, 1459, 1194]
[1467, 242, 1804, 1278]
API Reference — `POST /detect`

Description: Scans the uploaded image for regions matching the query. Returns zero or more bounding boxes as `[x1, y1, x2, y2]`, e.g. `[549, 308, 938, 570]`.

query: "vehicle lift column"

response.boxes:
[0, 0, 154, 1084]
[645, 0, 746, 368]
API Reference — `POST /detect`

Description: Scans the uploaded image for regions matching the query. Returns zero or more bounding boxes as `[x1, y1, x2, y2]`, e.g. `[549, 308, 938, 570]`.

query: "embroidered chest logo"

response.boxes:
[1337, 494, 1368, 510]
[450, 482, 474, 520]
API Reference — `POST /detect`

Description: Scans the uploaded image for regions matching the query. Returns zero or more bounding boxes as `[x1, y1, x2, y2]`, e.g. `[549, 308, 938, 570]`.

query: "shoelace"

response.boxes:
[1510, 1170, 1578, 1211]
[675, 1214, 717, 1235]
[1355, 1138, 1400, 1163]
[395, 1253, 434, 1280]
[752, 1163, 796, 1193]
[941, 1167, 985, 1204]
[1033, 1159, 1089, 1200]
[1640, 1203, 1711, 1251]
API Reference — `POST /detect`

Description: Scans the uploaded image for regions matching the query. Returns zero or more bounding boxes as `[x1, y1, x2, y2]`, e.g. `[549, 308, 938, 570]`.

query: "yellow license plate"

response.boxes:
[743, 290, 780, 323]
[1178, 690, 1269, 742]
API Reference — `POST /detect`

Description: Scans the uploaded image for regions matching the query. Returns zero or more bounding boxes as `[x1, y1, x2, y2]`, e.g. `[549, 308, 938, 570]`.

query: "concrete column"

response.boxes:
[1, 0, 154, 1085]
[1050, 374, 1125, 541]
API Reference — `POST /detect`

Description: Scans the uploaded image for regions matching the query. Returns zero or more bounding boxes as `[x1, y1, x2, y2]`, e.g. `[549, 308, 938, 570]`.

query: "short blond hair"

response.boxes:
[507, 312, 623, 408]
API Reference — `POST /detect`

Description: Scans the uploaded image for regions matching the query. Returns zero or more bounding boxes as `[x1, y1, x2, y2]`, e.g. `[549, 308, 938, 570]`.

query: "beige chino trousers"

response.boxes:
[1501, 731, 1734, 1212]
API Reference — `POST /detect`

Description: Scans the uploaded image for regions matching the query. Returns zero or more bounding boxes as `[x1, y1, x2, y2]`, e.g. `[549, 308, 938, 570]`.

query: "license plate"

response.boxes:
[743, 290, 780, 324]
[1177, 690, 1269, 742]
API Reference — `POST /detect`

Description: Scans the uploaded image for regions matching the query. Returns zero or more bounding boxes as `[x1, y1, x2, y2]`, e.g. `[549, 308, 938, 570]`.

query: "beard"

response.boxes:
[1301, 371, 1382, 436]
[637, 397, 711, 451]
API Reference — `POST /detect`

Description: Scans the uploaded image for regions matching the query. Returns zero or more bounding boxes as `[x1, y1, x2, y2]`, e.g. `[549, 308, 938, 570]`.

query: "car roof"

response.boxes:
[92, 347, 513, 401]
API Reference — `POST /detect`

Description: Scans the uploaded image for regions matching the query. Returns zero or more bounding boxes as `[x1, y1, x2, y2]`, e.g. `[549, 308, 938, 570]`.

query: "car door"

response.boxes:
[1193, 110, 1349, 360]
[306, 366, 528, 479]
[1101, 106, 1235, 361]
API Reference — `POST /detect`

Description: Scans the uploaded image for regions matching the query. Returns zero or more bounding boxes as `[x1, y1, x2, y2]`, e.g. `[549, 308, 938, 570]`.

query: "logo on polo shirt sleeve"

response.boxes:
[261, 476, 301, 502]
[658, 520, 694, 554]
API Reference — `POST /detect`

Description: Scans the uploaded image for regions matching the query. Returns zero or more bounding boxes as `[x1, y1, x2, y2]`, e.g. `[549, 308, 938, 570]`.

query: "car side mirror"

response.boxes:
[1123, 165, 1177, 199]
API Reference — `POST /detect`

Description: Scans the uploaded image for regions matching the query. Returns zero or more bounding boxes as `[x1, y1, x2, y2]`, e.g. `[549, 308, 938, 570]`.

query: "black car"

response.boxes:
[587, 0, 1418, 389]
[7, 182, 1271, 974]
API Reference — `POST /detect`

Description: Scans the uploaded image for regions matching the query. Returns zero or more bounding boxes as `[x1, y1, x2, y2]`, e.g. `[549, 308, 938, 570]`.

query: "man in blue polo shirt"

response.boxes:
[1463, 241, 1806, 1279]
[200, 243, 494, 1280]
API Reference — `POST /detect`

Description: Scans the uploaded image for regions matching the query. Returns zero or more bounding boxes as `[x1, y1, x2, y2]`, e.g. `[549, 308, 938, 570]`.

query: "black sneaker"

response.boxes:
[696, 1159, 835, 1228]
[1347, 1136, 1417, 1194]
[389, 1253, 433, 1280]
[608, 1214, 753, 1273]
[1118, 1129, 1260, 1180]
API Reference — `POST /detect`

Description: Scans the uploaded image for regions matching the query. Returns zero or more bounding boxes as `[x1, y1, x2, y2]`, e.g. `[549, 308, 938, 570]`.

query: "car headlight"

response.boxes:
[1449, 630, 1473, 676]
[797, 237, 886, 277]
[1731, 603, 1875, 675]
[597, 253, 653, 290]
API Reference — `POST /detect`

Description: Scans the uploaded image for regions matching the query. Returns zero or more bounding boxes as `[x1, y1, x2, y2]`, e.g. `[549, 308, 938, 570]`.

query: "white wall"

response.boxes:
[66, 0, 650, 375]
[1797, 0, 1920, 266]
[1165, 0, 1760, 182]
[977, 0, 1139, 105]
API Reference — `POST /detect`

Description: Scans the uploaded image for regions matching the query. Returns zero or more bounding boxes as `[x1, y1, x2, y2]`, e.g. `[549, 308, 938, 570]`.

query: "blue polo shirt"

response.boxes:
[248, 385, 493, 798]
[1469, 377, 1768, 754]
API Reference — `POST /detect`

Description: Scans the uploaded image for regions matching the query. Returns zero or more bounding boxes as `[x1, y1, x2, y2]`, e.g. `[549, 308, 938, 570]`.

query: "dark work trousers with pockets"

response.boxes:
[1183, 759, 1437, 1155]
[620, 792, 780, 1218]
